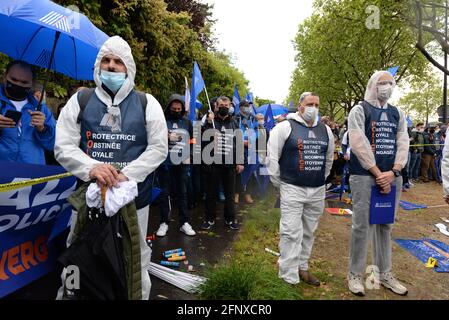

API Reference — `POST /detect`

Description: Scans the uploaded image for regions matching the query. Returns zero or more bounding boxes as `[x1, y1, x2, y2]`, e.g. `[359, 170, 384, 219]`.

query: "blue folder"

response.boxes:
[369, 185, 396, 224]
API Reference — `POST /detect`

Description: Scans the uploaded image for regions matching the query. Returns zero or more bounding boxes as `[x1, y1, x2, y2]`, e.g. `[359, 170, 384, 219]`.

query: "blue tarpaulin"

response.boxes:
[399, 200, 427, 210]
[395, 239, 449, 272]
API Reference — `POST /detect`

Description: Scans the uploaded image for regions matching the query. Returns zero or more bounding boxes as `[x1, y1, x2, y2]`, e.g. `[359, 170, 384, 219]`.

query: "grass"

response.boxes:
[198, 189, 347, 300]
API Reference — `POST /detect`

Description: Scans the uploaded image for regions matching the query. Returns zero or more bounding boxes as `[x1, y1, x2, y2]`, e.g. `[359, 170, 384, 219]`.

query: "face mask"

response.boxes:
[258, 120, 265, 126]
[218, 107, 229, 117]
[100, 70, 126, 93]
[5, 80, 30, 101]
[229, 107, 234, 115]
[242, 107, 250, 116]
[170, 110, 182, 120]
[301, 106, 318, 122]
[377, 84, 393, 101]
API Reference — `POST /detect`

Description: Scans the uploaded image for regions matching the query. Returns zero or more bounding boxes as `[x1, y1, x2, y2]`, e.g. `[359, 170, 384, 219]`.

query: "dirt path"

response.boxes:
[306, 181, 449, 300]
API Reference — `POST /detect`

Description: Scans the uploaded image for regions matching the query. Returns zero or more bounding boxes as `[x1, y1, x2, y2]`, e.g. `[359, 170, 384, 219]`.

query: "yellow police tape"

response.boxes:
[0, 172, 73, 192]
[410, 144, 445, 147]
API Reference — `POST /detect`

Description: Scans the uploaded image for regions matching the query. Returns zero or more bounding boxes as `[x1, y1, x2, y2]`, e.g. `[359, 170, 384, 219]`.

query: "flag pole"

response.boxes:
[204, 85, 215, 130]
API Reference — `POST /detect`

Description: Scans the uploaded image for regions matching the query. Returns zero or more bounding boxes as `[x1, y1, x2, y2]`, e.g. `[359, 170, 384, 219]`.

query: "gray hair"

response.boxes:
[299, 92, 319, 103]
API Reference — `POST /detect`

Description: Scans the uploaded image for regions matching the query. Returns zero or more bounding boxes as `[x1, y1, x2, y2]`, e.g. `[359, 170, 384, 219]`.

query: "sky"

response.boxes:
[202, 0, 315, 104]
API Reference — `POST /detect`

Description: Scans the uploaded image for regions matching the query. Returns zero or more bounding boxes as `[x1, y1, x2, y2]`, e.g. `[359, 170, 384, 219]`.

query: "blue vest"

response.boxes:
[350, 101, 399, 176]
[166, 118, 190, 165]
[79, 90, 152, 209]
[279, 120, 329, 187]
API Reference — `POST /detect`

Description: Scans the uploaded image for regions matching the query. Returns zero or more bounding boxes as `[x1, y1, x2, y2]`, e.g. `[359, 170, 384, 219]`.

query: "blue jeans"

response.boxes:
[409, 152, 421, 180]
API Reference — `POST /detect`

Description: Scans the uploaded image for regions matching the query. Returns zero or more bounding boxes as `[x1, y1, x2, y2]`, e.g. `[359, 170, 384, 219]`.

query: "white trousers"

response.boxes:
[278, 183, 324, 285]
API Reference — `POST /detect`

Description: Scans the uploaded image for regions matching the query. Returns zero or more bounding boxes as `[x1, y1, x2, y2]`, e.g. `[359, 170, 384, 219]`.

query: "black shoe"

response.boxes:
[201, 220, 215, 230]
[225, 220, 240, 230]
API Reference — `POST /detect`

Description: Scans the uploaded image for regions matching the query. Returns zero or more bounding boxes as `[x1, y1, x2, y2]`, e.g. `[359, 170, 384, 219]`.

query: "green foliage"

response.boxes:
[254, 97, 275, 107]
[199, 262, 258, 300]
[398, 71, 442, 124]
[288, 0, 429, 120]
[55, 0, 249, 104]
[1, 0, 249, 110]
[164, 0, 216, 50]
[199, 260, 302, 300]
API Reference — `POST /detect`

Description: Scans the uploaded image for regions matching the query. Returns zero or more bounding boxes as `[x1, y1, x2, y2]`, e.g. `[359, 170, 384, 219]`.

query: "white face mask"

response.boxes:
[258, 120, 265, 126]
[377, 84, 393, 101]
[301, 106, 318, 122]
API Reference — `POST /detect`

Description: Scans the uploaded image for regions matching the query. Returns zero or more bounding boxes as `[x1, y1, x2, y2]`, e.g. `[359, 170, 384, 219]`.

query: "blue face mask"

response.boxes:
[100, 70, 126, 93]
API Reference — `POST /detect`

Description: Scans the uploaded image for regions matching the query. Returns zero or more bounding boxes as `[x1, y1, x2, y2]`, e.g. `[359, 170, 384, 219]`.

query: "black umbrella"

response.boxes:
[58, 208, 128, 300]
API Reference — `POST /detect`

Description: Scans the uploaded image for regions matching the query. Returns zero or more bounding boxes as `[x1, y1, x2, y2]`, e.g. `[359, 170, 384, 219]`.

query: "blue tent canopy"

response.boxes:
[256, 104, 289, 117]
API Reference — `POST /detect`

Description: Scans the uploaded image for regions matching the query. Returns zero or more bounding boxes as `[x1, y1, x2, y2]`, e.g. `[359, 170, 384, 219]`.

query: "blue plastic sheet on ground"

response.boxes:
[395, 239, 449, 272]
[399, 200, 427, 210]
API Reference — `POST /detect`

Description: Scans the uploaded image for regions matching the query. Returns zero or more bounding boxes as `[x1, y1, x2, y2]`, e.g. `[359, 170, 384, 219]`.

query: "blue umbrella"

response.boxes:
[0, 0, 109, 108]
[257, 104, 289, 117]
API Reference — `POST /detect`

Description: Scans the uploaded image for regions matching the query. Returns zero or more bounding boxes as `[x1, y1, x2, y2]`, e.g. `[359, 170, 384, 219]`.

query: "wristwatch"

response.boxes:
[392, 169, 401, 177]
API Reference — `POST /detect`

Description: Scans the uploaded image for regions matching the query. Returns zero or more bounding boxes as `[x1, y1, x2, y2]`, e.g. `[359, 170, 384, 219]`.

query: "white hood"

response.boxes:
[364, 70, 396, 108]
[93, 36, 136, 107]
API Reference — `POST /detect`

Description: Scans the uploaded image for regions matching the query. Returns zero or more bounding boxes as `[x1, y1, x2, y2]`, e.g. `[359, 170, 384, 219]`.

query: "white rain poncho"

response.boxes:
[54, 36, 168, 183]
[348, 71, 409, 171]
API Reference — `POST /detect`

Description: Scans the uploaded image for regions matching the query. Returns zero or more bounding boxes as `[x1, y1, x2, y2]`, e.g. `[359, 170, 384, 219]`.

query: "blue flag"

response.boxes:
[251, 103, 257, 116]
[406, 115, 413, 128]
[264, 104, 275, 131]
[388, 66, 399, 77]
[233, 85, 241, 114]
[245, 92, 257, 115]
[189, 61, 205, 121]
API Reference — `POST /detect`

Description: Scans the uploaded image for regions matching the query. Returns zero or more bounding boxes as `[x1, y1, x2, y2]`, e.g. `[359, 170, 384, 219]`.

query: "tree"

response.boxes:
[409, 0, 449, 75]
[288, 0, 429, 120]
[398, 73, 442, 125]
[254, 97, 275, 107]
[0, 0, 249, 109]
[164, 0, 216, 50]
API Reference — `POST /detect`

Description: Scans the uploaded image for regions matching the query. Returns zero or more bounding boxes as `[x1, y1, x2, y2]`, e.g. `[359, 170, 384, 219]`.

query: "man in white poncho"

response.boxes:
[55, 36, 168, 299]
[347, 71, 409, 296]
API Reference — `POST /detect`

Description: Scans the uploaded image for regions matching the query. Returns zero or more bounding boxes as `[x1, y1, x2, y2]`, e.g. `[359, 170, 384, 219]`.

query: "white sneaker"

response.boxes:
[156, 223, 169, 237]
[347, 272, 365, 296]
[180, 222, 196, 236]
[380, 272, 408, 296]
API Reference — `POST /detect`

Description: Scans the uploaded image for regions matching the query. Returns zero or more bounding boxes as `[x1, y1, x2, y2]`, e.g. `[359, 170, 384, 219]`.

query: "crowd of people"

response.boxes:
[321, 116, 447, 195]
[2, 35, 449, 300]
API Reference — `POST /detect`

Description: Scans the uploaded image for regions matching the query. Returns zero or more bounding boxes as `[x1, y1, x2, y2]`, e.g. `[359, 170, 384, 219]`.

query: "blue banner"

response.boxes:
[0, 162, 76, 298]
